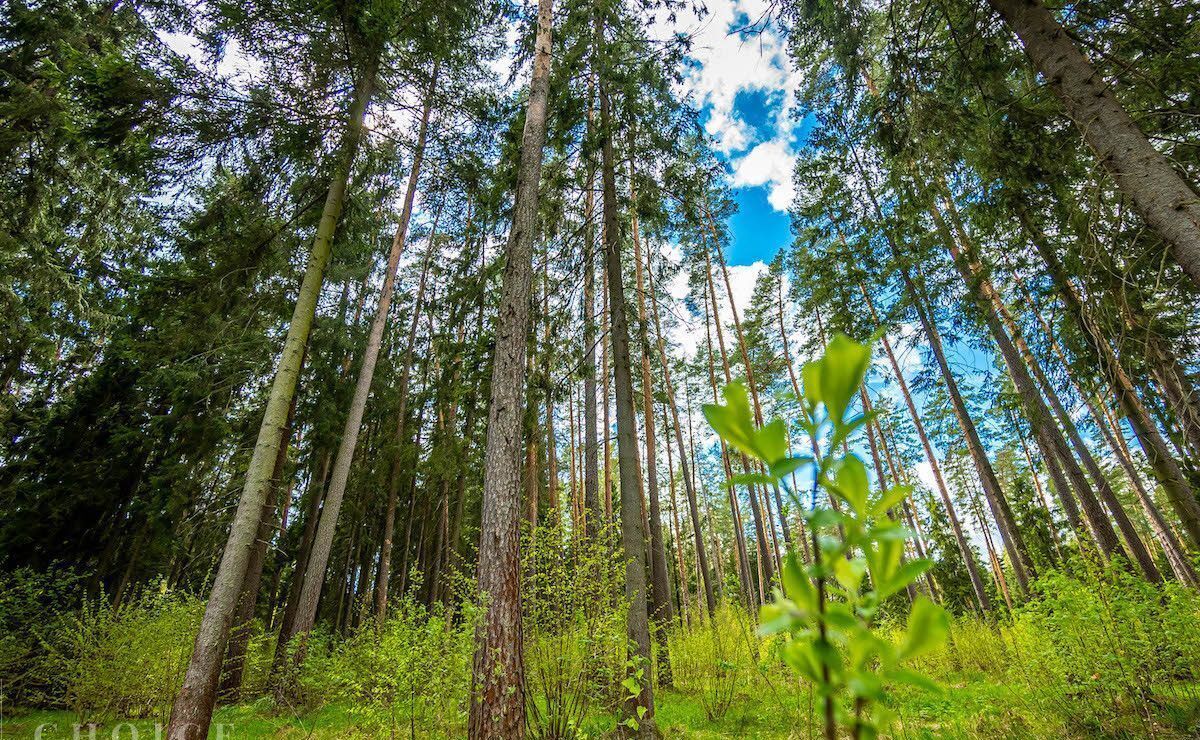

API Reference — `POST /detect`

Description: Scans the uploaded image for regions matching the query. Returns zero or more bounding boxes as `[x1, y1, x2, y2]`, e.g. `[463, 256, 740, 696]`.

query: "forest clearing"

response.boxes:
[3, 0, 1200, 737]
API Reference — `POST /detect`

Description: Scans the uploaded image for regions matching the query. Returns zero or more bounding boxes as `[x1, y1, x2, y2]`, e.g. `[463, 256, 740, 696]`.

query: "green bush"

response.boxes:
[37, 582, 202, 724]
[298, 595, 477, 736]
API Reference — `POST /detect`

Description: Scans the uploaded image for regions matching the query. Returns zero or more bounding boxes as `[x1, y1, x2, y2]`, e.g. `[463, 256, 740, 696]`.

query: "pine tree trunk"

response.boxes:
[375, 201, 439, 621]
[468, 0, 553, 733]
[166, 55, 377, 740]
[862, 287, 990, 612]
[931, 205, 1125, 566]
[704, 279, 759, 608]
[629, 184, 675, 683]
[904, 270, 1035, 594]
[596, 28, 655, 728]
[940, 198, 1159, 579]
[663, 411, 692, 626]
[219, 369, 301, 701]
[1094, 396, 1199, 587]
[704, 248, 773, 593]
[707, 219, 792, 553]
[1026, 227, 1200, 549]
[647, 247, 716, 617]
[985, 0, 1200, 288]
[283, 63, 439, 651]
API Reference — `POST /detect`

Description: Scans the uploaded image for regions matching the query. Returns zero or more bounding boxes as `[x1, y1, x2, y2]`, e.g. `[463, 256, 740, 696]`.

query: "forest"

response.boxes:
[3, 0, 1200, 737]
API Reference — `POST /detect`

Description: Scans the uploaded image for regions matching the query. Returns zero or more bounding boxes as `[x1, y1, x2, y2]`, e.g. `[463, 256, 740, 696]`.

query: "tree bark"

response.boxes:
[704, 247, 773, 594]
[1027, 227, 1200, 549]
[985, 0, 1200, 288]
[940, 202, 1159, 580]
[646, 246, 716, 617]
[629, 177, 674, 683]
[468, 0, 553, 734]
[166, 55, 377, 740]
[861, 286, 990, 612]
[375, 200, 439, 620]
[931, 204, 1124, 566]
[904, 270, 1034, 595]
[284, 61, 439, 650]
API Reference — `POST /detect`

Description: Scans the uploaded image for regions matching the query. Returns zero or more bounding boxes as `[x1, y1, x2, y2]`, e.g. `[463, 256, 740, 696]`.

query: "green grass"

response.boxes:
[8, 679, 1196, 739]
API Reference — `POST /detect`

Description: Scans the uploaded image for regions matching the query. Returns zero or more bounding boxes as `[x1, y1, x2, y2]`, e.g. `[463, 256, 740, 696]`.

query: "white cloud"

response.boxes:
[649, 0, 803, 213]
[730, 140, 796, 210]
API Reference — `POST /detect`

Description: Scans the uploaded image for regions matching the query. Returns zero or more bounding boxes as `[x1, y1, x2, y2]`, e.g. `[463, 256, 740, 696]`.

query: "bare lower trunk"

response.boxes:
[704, 248, 773, 593]
[375, 204, 439, 620]
[1027, 226, 1200, 548]
[166, 57, 377, 740]
[597, 29, 655, 729]
[468, 1, 552, 734]
[939, 199, 1156, 579]
[284, 63, 439, 650]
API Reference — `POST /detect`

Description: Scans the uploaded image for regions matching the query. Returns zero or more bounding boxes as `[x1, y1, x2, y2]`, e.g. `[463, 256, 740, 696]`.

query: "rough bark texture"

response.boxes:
[166, 56, 377, 740]
[986, 0, 1200, 288]
[468, 0, 552, 734]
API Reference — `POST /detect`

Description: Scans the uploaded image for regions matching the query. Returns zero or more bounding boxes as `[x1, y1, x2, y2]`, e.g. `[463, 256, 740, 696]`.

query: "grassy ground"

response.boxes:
[5, 681, 1199, 739]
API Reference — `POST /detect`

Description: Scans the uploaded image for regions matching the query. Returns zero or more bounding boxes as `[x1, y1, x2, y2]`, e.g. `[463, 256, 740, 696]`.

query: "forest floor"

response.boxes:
[6, 680, 1200, 739]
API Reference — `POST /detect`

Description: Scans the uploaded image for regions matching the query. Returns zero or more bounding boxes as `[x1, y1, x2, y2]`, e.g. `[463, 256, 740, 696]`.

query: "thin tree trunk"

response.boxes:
[629, 177, 674, 683]
[861, 287, 990, 611]
[939, 200, 1159, 580]
[1026, 224, 1200, 548]
[285, 63, 440, 650]
[646, 245, 716, 617]
[704, 283, 757, 609]
[663, 407, 692, 627]
[704, 248, 773, 595]
[1095, 396, 1200, 587]
[219, 367, 302, 701]
[985, 0, 1200, 288]
[468, 0, 552, 733]
[375, 202, 440, 620]
[905, 270, 1035, 595]
[596, 27, 655, 727]
[166, 55, 377, 740]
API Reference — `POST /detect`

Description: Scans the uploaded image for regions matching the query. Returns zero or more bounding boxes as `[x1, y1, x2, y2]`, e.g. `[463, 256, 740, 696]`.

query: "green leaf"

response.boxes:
[704, 382, 759, 460]
[771, 455, 813, 480]
[848, 672, 884, 701]
[801, 360, 823, 408]
[833, 556, 866, 594]
[621, 676, 640, 696]
[783, 639, 824, 684]
[782, 553, 817, 611]
[819, 334, 872, 424]
[872, 484, 912, 518]
[831, 454, 870, 515]
[899, 596, 948, 659]
[755, 418, 789, 464]
[723, 472, 776, 489]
